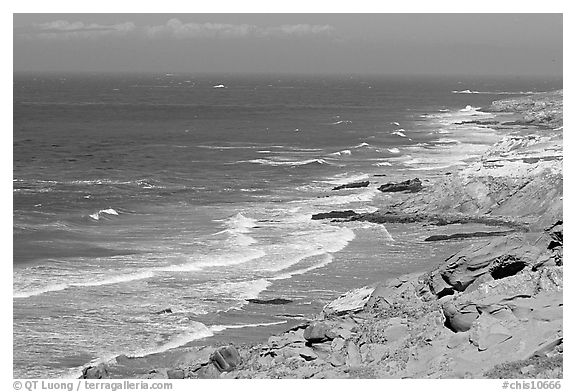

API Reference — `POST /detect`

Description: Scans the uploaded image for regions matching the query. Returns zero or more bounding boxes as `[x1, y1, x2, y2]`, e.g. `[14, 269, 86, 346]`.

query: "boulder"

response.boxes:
[469, 314, 513, 351]
[378, 178, 422, 193]
[81, 363, 110, 379]
[346, 341, 362, 367]
[323, 286, 374, 316]
[210, 346, 242, 372]
[194, 363, 221, 379]
[303, 322, 337, 343]
[443, 302, 479, 332]
[166, 369, 185, 379]
[332, 181, 370, 191]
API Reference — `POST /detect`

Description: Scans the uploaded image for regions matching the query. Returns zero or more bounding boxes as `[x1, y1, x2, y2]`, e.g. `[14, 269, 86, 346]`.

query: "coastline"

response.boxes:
[80, 90, 563, 379]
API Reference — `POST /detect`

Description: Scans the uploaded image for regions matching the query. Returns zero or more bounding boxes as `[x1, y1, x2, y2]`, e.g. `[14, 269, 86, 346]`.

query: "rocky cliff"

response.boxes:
[82, 90, 563, 380]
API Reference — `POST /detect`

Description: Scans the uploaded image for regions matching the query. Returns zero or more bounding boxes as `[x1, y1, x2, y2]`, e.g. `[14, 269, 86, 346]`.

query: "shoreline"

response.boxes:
[80, 90, 563, 379]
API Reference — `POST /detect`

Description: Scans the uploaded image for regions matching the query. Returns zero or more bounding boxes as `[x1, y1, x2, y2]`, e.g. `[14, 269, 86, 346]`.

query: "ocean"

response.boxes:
[13, 73, 562, 378]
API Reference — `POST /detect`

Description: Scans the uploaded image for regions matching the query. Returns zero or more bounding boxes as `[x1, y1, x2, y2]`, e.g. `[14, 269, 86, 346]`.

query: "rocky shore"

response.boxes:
[82, 91, 563, 380]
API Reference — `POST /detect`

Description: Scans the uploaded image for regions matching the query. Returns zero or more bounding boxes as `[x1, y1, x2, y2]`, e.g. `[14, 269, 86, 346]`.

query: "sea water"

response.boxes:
[13, 73, 561, 377]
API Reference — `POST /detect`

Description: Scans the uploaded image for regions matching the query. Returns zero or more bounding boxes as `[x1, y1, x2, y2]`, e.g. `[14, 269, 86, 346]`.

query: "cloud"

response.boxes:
[20, 18, 334, 41]
[25, 20, 136, 40]
[145, 19, 258, 39]
[272, 24, 335, 36]
[146, 19, 334, 39]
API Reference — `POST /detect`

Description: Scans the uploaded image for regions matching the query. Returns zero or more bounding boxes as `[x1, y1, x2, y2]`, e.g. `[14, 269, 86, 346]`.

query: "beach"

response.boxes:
[74, 89, 563, 379]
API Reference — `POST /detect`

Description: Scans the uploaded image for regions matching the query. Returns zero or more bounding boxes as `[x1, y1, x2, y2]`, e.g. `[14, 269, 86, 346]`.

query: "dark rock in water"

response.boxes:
[154, 308, 173, 315]
[311, 210, 358, 220]
[378, 178, 422, 193]
[424, 230, 514, 242]
[247, 298, 293, 305]
[332, 181, 370, 191]
[210, 346, 242, 372]
[81, 363, 110, 379]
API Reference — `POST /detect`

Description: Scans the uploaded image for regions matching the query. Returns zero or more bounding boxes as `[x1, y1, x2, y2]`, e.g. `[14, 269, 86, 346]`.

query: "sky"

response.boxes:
[13, 13, 563, 76]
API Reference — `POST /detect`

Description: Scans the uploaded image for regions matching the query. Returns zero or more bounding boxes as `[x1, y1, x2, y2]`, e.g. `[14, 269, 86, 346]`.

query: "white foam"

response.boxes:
[354, 142, 370, 148]
[209, 320, 287, 333]
[13, 270, 156, 298]
[452, 89, 480, 94]
[329, 149, 352, 157]
[131, 321, 214, 357]
[322, 173, 369, 186]
[387, 148, 400, 154]
[459, 105, 481, 112]
[245, 158, 328, 167]
[309, 188, 378, 206]
[161, 249, 266, 272]
[373, 161, 392, 167]
[89, 208, 120, 221]
[392, 129, 407, 137]
[271, 253, 335, 280]
[213, 84, 226, 88]
[453, 90, 538, 95]
[213, 278, 272, 301]
[330, 120, 352, 125]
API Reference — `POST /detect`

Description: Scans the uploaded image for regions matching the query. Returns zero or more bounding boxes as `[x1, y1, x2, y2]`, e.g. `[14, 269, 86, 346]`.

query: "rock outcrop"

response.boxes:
[378, 178, 422, 193]
[81, 90, 563, 380]
[332, 181, 370, 191]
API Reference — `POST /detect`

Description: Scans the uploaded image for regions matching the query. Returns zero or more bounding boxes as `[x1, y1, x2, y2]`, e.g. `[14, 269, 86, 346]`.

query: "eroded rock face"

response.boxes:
[429, 234, 548, 294]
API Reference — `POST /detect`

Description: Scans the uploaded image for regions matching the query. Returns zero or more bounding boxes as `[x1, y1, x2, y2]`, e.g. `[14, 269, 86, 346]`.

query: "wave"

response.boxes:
[197, 144, 264, 150]
[14, 248, 267, 299]
[330, 120, 352, 125]
[329, 149, 352, 157]
[387, 148, 400, 154]
[160, 249, 266, 273]
[270, 253, 334, 280]
[308, 188, 378, 207]
[392, 129, 407, 137]
[89, 208, 120, 221]
[459, 105, 482, 112]
[353, 142, 370, 148]
[452, 89, 537, 95]
[348, 221, 395, 242]
[209, 320, 287, 333]
[373, 161, 392, 167]
[131, 321, 215, 358]
[244, 158, 329, 167]
[322, 173, 369, 186]
[452, 89, 480, 94]
[13, 270, 156, 299]
[435, 138, 461, 145]
[213, 278, 272, 302]
[214, 212, 259, 246]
